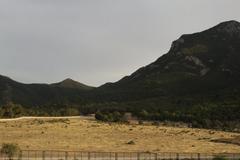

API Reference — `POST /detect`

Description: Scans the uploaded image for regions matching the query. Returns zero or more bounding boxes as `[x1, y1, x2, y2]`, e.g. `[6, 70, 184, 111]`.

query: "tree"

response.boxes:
[139, 110, 149, 119]
[95, 111, 106, 121]
[12, 104, 24, 117]
[2, 103, 14, 118]
[65, 108, 79, 116]
[112, 111, 122, 122]
[0, 143, 20, 160]
[0, 102, 25, 118]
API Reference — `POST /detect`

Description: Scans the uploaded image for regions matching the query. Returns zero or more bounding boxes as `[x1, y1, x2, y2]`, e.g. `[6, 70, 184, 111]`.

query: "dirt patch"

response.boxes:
[211, 136, 240, 146]
[0, 118, 240, 153]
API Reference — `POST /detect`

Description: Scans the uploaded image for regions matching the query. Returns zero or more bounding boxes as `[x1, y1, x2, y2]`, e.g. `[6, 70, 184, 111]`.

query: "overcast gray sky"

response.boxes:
[0, 0, 240, 86]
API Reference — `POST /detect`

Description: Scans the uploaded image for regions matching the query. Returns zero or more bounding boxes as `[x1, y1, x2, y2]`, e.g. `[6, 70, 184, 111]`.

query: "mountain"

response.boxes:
[1, 20, 240, 113]
[1, 20, 240, 129]
[97, 20, 240, 103]
[0, 75, 91, 106]
[51, 78, 94, 90]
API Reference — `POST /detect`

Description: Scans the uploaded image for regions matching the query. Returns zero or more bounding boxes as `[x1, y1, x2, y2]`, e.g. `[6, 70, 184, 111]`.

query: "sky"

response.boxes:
[0, 0, 240, 86]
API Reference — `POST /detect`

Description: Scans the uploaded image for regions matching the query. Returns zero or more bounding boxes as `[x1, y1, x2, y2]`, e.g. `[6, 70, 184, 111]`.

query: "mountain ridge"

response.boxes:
[97, 20, 240, 103]
[1, 20, 240, 130]
[1, 20, 240, 107]
[0, 75, 92, 106]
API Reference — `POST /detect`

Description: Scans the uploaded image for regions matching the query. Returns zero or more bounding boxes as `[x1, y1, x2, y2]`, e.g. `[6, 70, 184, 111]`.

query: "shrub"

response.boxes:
[126, 140, 135, 145]
[212, 155, 228, 160]
[95, 111, 107, 121]
[0, 102, 25, 118]
[152, 121, 160, 126]
[65, 108, 80, 116]
[112, 111, 120, 121]
[0, 143, 20, 159]
[139, 110, 149, 119]
[138, 120, 144, 125]
[95, 111, 127, 123]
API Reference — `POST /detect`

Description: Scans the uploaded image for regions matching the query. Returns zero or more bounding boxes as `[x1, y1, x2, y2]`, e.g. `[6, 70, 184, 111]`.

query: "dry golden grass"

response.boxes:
[0, 117, 240, 153]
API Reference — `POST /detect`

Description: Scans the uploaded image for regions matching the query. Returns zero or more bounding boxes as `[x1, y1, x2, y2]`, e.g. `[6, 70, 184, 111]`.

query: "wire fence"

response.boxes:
[0, 150, 240, 160]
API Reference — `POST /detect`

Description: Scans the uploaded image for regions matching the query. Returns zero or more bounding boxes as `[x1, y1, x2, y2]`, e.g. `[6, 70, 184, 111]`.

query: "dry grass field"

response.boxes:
[0, 117, 240, 153]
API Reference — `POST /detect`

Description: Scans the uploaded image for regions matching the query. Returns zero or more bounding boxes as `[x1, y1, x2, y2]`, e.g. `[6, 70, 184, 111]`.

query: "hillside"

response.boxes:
[0, 75, 91, 106]
[98, 20, 240, 101]
[87, 21, 240, 130]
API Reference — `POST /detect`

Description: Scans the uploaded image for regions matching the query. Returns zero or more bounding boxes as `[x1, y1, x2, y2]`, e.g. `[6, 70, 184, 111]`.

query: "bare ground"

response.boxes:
[0, 117, 240, 153]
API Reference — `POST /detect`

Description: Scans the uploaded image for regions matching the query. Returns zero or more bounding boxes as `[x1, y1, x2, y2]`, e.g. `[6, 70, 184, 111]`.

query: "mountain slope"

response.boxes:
[1, 20, 240, 110]
[0, 75, 90, 106]
[1, 20, 240, 129]
[97, 20, 240, 102]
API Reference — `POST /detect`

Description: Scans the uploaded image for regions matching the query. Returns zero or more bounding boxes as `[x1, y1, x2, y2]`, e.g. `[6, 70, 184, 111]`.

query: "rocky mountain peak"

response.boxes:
[215, 20, 240, 35]
[169, 20, 240, 56]
[114, 20, 240, 85]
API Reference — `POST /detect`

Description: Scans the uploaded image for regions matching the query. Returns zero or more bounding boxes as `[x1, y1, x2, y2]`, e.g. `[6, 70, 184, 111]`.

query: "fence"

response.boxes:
[1, 150, 240, 160]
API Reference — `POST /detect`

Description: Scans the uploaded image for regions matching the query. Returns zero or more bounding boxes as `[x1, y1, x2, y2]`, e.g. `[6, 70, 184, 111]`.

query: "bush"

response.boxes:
[95, 111, 107, 121]
[0, 143, 20, 159]
[212, 155, 228, 160]
[138, 120, 144, 125]
[95, 111, 126, 122]
[126, 140, 135, 145]
[112, 111, 122, 122]
[61, 108, 79, 116]
[139, 110, 149, 119]
[152, 121, 160, 126]
[0, 102, 25, 118]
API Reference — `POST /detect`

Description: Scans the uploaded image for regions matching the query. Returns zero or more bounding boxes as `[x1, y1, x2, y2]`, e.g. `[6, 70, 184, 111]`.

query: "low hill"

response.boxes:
[51, 78, 94, 90]
[0, 75, 91, 106]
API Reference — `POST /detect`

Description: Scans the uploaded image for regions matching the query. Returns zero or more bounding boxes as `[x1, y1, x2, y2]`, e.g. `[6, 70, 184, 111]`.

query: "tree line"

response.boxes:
[1, 101, 240, 132]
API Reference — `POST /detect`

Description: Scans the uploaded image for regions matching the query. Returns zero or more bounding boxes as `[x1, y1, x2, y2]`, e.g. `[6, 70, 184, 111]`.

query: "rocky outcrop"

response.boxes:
[215, 20, 240, 36]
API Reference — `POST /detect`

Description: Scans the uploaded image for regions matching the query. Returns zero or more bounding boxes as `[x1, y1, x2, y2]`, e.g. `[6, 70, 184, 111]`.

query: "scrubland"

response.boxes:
[0, 117, 240, 153]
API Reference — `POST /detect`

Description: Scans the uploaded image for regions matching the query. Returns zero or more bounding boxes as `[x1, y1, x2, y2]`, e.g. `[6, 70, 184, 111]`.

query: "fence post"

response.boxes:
[88, 152, 91, 160]
[137, 153, 140, 160]
[42, 151, 45, 160]
[74, 152, 76, 160]
[18, 150, 22, 160]
[176, 153, 179, 160]
[28, 151, 30, 160]
[155, 153, 158, 160]
[115, 153, 118, 160]
[197, 153, 200, 160]
[65, 151, 68, 160]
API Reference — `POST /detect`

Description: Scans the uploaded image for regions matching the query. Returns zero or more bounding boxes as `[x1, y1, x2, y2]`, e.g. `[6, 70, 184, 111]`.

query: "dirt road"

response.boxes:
[0, 116, 94, 122]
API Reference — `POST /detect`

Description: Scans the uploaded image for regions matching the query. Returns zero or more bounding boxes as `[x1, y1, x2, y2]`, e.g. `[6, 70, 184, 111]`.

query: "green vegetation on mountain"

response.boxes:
[0, 75, 92, 106]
